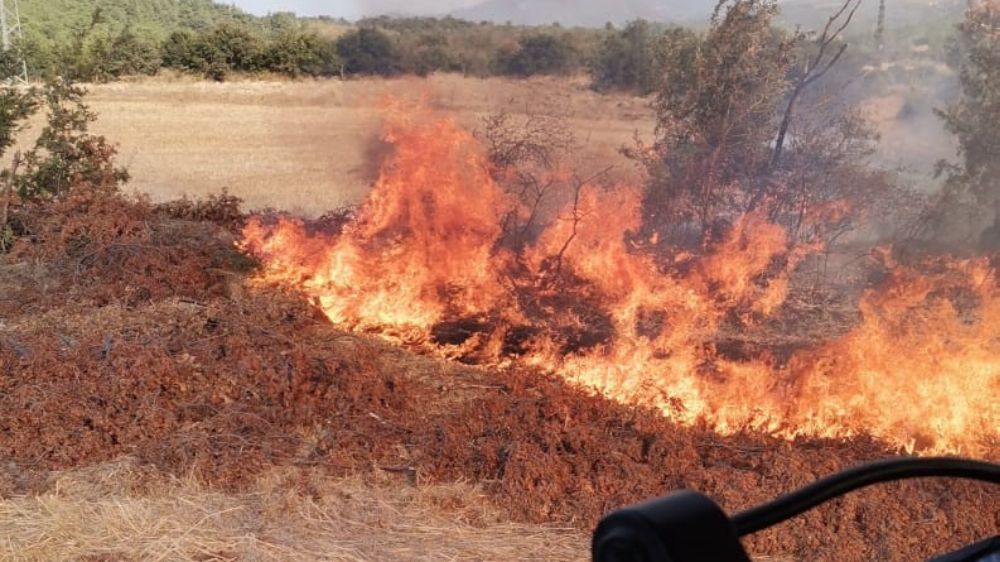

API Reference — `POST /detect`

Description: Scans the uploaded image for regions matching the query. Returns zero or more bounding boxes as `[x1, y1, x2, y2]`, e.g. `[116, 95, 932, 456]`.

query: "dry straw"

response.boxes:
[0, 458, 585, 562]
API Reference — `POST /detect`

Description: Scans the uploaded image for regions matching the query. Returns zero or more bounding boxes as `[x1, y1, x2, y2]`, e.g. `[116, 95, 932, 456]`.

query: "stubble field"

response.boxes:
[85, 75, 653, 214]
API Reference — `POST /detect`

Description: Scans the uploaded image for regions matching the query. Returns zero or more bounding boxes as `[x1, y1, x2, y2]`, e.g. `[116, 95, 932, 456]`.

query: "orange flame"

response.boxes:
[245, 111, 508, 339]
[241, 111, 998, 457]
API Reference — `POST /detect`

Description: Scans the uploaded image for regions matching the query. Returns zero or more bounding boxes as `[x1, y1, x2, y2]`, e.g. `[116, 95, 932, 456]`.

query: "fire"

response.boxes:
[241, 110, 999, 457]
[786, 253, 1000, 452]
[244, 110, 508, 337]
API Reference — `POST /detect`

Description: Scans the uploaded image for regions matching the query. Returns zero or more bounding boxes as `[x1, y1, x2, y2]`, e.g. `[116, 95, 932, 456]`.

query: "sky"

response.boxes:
[229, 0, 481, 19]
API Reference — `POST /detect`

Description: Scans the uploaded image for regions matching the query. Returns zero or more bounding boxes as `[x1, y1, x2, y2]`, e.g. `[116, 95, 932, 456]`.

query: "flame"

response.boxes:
[786, 252, 1000, 453]
[245, 111, 508, 338]
[241, 110, 998, 456]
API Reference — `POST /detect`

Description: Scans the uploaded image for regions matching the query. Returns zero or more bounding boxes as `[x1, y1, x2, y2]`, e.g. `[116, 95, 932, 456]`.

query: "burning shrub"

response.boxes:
[241, 103, 998, 456]
[479, 109, 579, 254]
[154, 190, 246, 233]
[635, 0, 902, 253]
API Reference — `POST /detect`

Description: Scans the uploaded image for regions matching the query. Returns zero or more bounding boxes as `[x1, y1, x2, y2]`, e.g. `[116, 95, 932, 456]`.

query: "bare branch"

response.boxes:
[550, 166, 614, 277]
[771, 0, 859, 169]
[803, 43, 849, 87]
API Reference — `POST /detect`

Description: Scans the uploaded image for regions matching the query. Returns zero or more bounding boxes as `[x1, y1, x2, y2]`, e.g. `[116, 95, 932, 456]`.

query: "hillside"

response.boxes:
[450, 0, 965, 28]
[450, 0, 713, 26]
[780, 0, 964, 31]
[18, 0, 256, 43]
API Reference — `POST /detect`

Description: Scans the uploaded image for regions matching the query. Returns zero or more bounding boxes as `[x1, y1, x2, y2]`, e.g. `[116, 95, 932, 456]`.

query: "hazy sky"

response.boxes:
[229, 0, 481, 19]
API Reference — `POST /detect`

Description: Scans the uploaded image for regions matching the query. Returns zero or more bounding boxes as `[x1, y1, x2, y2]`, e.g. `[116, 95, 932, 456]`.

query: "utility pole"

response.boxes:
[875, 0, 886, 53]
[0, 0, 28, 83]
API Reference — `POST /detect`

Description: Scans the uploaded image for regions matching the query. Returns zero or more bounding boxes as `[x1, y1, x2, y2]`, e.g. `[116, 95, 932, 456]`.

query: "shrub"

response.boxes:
[335, 27, 401, 76]
[202, 23, 266, 73]
[266, 29, 340, 76]
[100, 30, 162, 79]
[16, 80, 129, 199]
[161, 30, 198, 70]
[0, 80, 129, 254]
[591, 21, 699, 95]
[496, 34, 579, 76]
[403, 33, 457, 76]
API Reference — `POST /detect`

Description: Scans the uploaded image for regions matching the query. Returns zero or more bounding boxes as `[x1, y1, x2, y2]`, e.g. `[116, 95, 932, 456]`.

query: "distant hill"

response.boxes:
[450, 0, 965, 29]
[18, 0, 257, 43]
[450, 0, 714, 27]
[779, 0, 964, 31]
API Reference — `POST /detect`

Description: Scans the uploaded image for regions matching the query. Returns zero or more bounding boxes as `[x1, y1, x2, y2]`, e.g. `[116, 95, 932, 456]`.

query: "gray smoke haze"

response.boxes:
[231, 0, 482, 19]
[232, 0, 962, 25]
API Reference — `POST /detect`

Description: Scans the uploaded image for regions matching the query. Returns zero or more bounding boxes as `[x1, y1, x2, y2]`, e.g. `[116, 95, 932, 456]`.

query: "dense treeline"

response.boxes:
[18, 0, 257, 43]
[16, 8, 341, 81]
[10, 0, 712, 90]
[328, 16, 707, 87]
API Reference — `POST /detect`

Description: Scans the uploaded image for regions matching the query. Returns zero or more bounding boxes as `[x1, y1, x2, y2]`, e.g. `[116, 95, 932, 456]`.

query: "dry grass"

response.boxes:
[0, 458, 586, 562]
[73, 75, 653, 216]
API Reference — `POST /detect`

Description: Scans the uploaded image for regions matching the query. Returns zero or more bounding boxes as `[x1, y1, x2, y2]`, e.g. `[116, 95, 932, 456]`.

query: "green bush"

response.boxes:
[160, 23, 337, 79]
[265, 28, 340, 76]
[16, 80, 129, 198]
[335, 27, 401, 76]
[0, 79, 129, 253]
[90, 30, 162, 80]
[202, 23, 266, 73]
[591, 21, 700, 95]
[161, 30, 199, 69]
[496, 34, 580, 76]
[401, 32, 458, 76]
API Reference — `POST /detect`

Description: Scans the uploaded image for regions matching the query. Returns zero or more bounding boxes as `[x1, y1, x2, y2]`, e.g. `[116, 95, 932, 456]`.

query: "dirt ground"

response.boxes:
[82, 75, 653, 215]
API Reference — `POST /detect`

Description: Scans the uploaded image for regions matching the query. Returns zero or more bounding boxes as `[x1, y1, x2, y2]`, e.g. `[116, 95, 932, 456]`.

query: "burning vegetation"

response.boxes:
[241, 106, 998, 457]
[239, 1, 1000, 462]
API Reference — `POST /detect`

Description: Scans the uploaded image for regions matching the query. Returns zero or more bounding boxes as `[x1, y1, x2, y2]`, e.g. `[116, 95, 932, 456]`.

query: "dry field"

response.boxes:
[84, 75, 653, 215]
[1, 459, 584, 561]
[72, 74, 950, 215]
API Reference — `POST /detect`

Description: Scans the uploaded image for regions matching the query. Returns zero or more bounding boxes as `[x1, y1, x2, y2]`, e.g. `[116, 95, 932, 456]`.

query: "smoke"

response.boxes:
[355, 0, 482, 17]
[859, 61, 961, 193]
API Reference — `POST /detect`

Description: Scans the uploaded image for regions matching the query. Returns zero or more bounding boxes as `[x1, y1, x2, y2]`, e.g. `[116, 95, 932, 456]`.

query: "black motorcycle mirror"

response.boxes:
[592, 457, 1000, 562]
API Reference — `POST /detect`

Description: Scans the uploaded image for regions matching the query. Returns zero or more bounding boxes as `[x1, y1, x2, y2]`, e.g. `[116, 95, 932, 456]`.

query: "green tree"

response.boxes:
[497, 34, 579, 76]
[335, 27, 400, 76]
[266, 28, 339, 76]
[101, 29, 162, 79]
[644, 0, 794, 234]
[404, 32, 456, 76]
[202, 23, 265, 72]
[934, 2, 1000, 245]
[161, 30, 198, 69]
[16, 80, 129, 199]
[591, 21, 699, 95]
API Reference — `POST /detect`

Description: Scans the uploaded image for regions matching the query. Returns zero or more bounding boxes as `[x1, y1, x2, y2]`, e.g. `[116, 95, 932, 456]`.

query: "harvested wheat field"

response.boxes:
[81, 75, 653, 215]
[0, 460, 584, 561]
